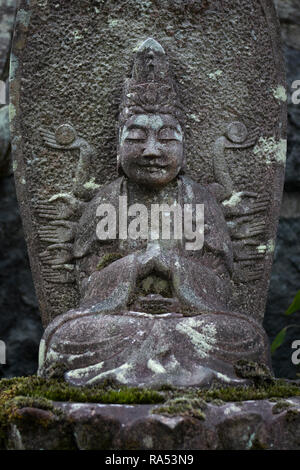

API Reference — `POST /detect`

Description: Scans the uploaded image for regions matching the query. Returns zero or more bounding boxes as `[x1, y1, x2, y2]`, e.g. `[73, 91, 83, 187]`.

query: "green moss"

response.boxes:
[128, 272, 175, 314]
[209, 399, 226, 407]
[198, 380, 300, 402]
[272, 400, 294, 415]
[0, 396, 58, 448]
[42, 362, 68, 380]
[6, 396, 64, 428]
[157, 384, 176, 392]
[0, 375, 164, 446]
[8, 395, 60, 413]
[1, 375, 300, 447]
[285, 408, 300, 423]
[138, 274, 172, 298]
[153, 381, 300, 417]
[250, 438, 268, 450]
[96, 252, 123, 271]
[153, 396, 206, 420]
[234, 360, 274, 386]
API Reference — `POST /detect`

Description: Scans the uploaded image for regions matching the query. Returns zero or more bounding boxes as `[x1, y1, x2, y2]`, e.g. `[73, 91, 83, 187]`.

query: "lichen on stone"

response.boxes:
[137, 274, 172, 298]
[152, 396, 207, 420]
[222, 191, 243, 208]
[83, 177, 100, 190]
[1, 374, 300, 448]
[272, 400, 294, 415]
[0, 375, 165, 446]
[253, 137, 287, 165]
[272, 85, 287, 102]
[96, 252, 123, 271]
[234, 360, 274, 386]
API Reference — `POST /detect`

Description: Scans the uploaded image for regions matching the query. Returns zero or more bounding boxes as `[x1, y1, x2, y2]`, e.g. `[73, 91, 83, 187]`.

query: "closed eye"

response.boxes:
[159, 137, 177, 142]
[125, 128, 147, 141]
[125, 138, 146, 143]
[158, 127, 182, 142]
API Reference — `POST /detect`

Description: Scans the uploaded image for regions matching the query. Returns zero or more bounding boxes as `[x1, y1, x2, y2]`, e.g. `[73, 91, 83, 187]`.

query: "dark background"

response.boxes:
[0, 0, 299, 380]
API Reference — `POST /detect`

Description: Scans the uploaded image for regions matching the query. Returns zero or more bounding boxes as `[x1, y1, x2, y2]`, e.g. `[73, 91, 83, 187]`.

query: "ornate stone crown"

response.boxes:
[119, 38, 184, 126]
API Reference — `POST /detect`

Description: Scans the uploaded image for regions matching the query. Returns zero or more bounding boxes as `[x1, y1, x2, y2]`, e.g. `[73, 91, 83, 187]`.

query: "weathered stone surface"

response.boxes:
[10, 0, 286, 388]
[6, 398, 300, 450]
[11, 0, 286, 326]
[6, 406, 77, 450]
[0, 0, 299, 385]
[0, 0, 298, 387]
[40, 309, 270, 388]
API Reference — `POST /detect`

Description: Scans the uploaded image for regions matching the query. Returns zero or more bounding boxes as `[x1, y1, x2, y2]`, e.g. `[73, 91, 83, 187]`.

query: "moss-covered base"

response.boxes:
[1, 375, 300, 449]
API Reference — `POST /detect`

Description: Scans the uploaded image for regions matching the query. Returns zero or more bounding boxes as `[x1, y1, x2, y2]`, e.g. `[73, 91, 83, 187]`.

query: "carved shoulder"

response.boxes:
[73, 177, 124, 259]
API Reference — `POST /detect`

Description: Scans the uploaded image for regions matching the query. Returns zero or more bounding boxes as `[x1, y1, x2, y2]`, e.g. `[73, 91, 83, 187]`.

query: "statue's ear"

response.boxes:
[116, 126, 124, 175]
[179, 137, 186, 174]
[117, 154, 125, 176]
[179, 157, 186, 175]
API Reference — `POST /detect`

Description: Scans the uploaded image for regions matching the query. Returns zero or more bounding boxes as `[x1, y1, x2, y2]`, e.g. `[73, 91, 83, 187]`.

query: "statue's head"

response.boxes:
[118, 38, 185, 189]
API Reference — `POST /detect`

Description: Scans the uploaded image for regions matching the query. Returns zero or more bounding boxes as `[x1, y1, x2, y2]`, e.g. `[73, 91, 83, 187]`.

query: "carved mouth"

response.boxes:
[148, 167, 167, 174]
[140, 164, 168, 173]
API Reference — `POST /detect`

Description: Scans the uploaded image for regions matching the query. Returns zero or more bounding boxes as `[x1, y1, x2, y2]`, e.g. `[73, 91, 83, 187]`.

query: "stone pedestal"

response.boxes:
[5, 398, 300, 450]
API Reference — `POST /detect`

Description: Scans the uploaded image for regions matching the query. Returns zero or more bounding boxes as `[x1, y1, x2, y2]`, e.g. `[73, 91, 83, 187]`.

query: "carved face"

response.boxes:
[119, 114, 184, 189]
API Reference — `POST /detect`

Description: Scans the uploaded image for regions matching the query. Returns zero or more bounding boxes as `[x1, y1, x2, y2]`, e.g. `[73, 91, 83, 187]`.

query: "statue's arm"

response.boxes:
[210, 136, 234, 202]
[39, 125, 98, 202]
[36, 125, 98, 281]
[211, 123, 259, 206]
[72, 140, 97, 201]
[202, 190, 234, 277]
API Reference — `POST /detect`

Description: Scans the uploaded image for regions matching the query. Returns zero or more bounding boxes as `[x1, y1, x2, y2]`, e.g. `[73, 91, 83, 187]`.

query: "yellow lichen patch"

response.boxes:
[272, 85, 287, 102]
[10, 54, 19, 81]
[9, 103, 16, 121]
[256, 240, 275, 255]
[189, 114, 201, 123]
[208, 70, 223, 80]
[147, 359, 166, 375]
[83, 177, 100, 190]
[175, 319, 217, 359]
[16, 9, 32, 28]
[96, 252, 123, 271]
[222, 191, 243, 208]
[72, 30, 83, 42]
[253, 137, 287, 165]
[86, 362, 134, 386]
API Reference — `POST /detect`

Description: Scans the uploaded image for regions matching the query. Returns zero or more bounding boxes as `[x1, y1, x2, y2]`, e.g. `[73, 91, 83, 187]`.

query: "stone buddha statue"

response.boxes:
[38, 39, 271, 388]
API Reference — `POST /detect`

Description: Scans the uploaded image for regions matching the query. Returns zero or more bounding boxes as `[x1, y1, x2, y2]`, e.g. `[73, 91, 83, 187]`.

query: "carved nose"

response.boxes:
[142, 140, 162, 158]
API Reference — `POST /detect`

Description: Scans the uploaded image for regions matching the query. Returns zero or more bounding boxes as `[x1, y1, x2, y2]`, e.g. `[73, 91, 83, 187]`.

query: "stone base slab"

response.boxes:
[6, 397, 300, 450]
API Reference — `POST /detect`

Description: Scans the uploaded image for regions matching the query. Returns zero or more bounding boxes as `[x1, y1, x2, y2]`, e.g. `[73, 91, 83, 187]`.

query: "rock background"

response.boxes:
[0, 0, 300, 380]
